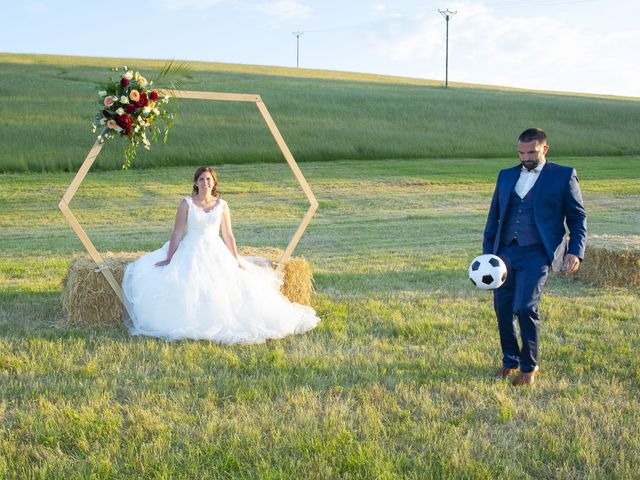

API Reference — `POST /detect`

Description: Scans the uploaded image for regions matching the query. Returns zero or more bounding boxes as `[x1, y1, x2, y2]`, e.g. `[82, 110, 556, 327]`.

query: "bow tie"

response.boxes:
[522, 167, 541, 173]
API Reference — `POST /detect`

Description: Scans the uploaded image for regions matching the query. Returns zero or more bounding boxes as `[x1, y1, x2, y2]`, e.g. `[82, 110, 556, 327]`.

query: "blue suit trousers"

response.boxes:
[494, 241, 550, 373]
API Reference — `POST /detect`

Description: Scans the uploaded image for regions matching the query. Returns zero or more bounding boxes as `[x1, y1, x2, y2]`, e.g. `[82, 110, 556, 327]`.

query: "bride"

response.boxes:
[122, 166, 320, 344]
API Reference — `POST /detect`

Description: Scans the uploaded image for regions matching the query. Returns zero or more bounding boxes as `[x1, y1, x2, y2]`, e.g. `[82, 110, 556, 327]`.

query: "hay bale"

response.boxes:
[62, 247, 314, 326]
[61, 252, 143, 326]
[574, 239, 640, 288]
[239, 246, 314, 305]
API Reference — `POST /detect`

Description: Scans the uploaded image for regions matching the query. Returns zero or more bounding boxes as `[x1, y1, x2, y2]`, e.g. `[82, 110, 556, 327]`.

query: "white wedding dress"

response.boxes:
[122, 196, 319, 344]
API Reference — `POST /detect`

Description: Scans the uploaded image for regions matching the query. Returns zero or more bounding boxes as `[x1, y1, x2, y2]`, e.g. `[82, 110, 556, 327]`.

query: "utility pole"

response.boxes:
[438, 9, 457, 88]
[292, 31, 304, 68]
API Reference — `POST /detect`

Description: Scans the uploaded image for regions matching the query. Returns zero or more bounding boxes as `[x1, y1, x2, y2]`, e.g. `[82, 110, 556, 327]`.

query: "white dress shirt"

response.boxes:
[514, 160, 546, 199]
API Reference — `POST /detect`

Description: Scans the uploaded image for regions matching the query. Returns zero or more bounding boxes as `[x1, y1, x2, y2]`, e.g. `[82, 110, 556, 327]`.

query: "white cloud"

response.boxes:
[258, 1, 311, 22]
[372, 4, 387, 14]
[156, 0, 227, 11]
[368, 1, 640, 96]
[370, 12, 441, 62]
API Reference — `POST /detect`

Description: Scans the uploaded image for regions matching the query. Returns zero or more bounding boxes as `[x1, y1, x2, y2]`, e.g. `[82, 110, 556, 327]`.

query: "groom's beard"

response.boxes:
[521, 159, 542, 171]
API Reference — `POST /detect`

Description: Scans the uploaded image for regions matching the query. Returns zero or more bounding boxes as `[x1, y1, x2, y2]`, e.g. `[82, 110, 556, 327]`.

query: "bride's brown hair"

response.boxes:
[192, 166, 219, 197]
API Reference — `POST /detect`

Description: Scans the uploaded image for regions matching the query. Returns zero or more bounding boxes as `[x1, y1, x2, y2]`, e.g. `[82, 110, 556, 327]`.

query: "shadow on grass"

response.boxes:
[313, 267, 472, 295]
[0, 287, 498, 404]
[0, 289, 128, 340]
[313, 265, 617, 298]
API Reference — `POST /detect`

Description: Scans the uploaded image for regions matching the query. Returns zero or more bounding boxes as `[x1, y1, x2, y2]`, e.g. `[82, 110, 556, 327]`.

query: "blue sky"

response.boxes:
[3, 0, 639, 97]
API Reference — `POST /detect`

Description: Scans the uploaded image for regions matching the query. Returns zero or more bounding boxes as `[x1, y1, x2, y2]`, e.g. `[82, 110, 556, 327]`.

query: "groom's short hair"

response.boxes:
[519, 128, 547, 144]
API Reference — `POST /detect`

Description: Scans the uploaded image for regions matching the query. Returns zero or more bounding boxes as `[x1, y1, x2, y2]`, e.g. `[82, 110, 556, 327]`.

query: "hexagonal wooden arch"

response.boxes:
[59, 90, 319, 305]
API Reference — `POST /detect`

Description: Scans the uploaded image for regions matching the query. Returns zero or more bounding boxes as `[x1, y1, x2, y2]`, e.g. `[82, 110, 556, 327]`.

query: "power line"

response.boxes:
[298, 0, 601, 34]
[438, 9, 457, 88]
[480, 0, 600, 8]
[292, 31, 304, 68]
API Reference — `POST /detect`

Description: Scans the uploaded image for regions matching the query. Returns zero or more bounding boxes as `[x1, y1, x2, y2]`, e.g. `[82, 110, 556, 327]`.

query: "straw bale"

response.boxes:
[62, 247, 313, 326]
[239, 247, 314, 305]
[574, 244, 640, 288]
[61, 252, 143, 326]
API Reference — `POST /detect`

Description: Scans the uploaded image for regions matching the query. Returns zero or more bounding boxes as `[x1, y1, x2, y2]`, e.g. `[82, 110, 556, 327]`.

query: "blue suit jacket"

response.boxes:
[483, 161, 587, 263]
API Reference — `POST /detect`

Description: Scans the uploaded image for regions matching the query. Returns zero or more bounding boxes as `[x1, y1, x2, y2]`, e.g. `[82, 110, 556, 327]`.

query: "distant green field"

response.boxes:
[1, 53, 639, 172]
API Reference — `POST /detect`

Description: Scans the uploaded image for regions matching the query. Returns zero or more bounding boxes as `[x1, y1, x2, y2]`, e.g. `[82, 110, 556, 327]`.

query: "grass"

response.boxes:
[1, 53, 640, 172]
[1, 156, 639, 478]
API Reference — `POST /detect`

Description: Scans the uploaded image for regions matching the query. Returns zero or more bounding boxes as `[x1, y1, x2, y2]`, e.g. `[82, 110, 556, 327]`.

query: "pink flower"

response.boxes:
[103, 96, 114, 107]
[106, 119, 121, 131]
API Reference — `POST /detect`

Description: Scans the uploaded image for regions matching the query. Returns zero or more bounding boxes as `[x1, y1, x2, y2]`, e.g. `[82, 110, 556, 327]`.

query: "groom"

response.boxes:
[483, 128, 587, 386]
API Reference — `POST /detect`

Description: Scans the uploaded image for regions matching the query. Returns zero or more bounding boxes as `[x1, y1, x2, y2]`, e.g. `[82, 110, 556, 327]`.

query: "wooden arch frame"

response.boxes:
[59, 90, 319, 305]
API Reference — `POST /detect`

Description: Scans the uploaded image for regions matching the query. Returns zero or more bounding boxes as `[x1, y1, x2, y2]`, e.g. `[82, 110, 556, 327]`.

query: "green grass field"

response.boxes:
[1, 53, 640, 172]
[1, 52, 639, 478]
[1, 154, 639, 478]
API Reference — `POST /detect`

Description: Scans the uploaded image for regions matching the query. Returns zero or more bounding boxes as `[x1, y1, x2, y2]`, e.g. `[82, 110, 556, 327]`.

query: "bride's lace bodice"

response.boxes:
[184, 196, 224, 237]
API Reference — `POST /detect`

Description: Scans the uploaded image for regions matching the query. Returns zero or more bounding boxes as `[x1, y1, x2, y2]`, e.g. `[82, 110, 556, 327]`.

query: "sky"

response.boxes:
[3, 0, 639, 97]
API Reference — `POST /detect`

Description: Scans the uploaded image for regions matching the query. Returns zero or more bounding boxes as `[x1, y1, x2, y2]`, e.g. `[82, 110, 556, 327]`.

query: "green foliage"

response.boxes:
[1, 157, 639, 477]
[153, 58, 193, 91]
[0, 53, 639, 172]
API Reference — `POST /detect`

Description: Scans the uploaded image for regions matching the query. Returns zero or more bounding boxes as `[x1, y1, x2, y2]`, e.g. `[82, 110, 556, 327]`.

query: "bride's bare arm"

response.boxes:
[220, 203, 242, 267]
[155, 199, 189, 267]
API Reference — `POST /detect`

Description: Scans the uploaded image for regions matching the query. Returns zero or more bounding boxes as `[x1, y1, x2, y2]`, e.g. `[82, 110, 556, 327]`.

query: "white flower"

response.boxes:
[142, 106, 151, 115]
[116, 107, 125, 115]
[124, 70, 133, 80]
[162, 96, 170, 104]
[99, 118, 106, 125]
[153, 108, 160, 115]
[120, 96, 129, 104]
[134, 126, 140, 133]
[98, 90, 107, 97]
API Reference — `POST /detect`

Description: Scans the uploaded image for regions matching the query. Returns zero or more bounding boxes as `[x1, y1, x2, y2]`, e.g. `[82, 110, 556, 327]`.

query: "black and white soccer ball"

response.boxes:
[468, 254, 507, 290]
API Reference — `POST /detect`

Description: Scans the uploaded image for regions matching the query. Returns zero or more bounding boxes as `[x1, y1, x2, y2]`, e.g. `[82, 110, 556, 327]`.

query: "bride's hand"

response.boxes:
[155, 259, 170, 267]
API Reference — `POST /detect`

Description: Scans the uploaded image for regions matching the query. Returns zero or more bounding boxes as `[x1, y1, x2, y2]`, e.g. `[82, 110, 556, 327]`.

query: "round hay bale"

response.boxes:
[574, 239, 640, 288]
[62, 247, 314, 326]
[61, 252, 143, 326]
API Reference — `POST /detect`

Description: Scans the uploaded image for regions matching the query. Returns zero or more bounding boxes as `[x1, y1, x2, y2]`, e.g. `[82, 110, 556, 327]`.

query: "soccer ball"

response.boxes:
[468, 254, 507, 290]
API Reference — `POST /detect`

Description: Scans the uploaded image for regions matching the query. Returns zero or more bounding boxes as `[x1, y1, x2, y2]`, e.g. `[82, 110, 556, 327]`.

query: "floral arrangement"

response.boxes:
[92, 66, 174, 169]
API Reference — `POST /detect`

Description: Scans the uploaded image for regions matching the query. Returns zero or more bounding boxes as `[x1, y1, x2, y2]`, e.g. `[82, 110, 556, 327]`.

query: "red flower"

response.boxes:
[125, 104, 136, 114]
[150, 91, 159, 101]
[115, 114, 133, 130]
[121, 77, 129, 87]
[134, 91, 148, 108]
[124, 128, 133, 137]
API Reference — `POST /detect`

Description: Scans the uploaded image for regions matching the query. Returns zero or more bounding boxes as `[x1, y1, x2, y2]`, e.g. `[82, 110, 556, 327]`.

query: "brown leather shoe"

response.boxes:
[495, 367, 518, 379]
[512, 366, 539, 386]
